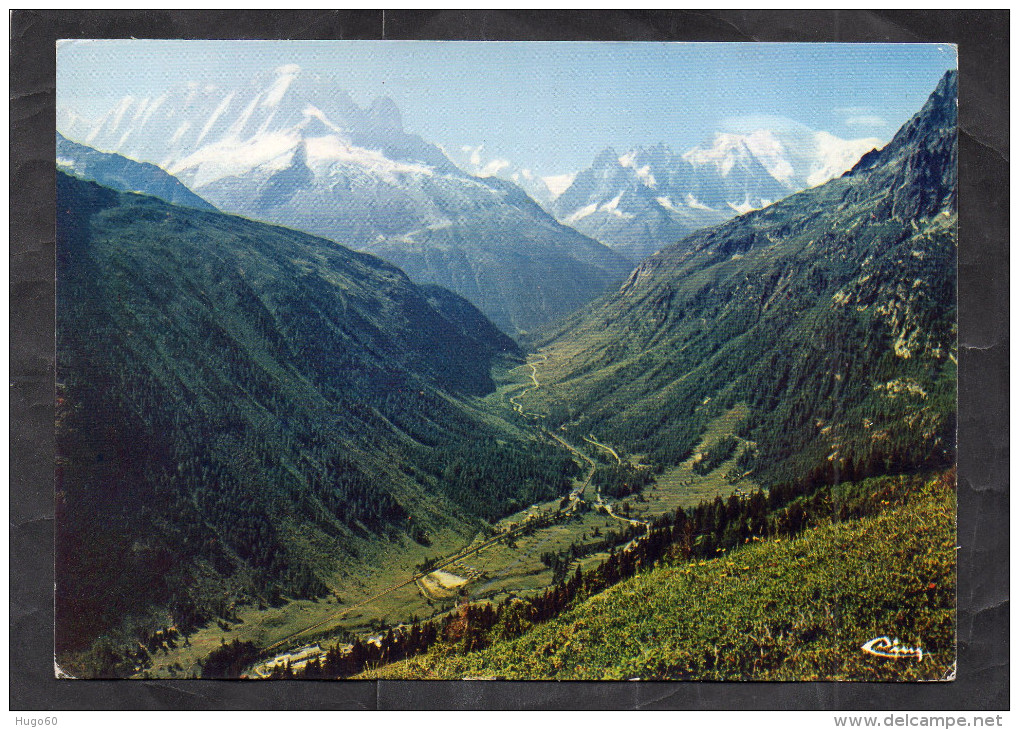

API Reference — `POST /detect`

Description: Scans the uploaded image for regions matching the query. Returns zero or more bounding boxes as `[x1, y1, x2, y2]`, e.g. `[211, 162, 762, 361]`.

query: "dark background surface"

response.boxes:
[10, 9, 1008, 711]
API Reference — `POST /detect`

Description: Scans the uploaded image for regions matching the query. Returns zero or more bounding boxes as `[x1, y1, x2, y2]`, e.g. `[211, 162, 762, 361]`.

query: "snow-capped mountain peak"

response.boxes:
[617, 150, 658, 188]
[58, 76, 632, 336]
[447, 122, 875, 254]
[551, 136, 813, 262]
[592, 147, 620, 168]
[262, 64, 301, 107]
[366, 96, 404, 132]
[682, 133, 760, 177]
[683, 134, 791, 194]
[719, 125, 882, 190]
[58, 65, 453, 191]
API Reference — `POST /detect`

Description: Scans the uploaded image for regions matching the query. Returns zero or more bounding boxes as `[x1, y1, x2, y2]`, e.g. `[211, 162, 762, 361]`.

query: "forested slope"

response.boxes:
[529, 72, 957, 490]
[55, 171, 576, 669]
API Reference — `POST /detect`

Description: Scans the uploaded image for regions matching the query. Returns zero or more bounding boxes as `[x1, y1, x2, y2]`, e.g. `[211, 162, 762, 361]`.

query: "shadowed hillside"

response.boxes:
[55, 171, 579, 673]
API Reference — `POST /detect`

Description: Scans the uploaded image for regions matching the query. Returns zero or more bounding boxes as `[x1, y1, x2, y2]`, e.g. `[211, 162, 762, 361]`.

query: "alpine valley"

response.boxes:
[55, 61, 957, 682]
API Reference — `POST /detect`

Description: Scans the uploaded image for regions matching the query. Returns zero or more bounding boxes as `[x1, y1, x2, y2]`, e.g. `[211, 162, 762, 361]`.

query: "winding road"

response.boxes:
[544, 430, 596, 504]
[583, 435, 622, 464]
[508, 353, 548, 416]
[510, 353, 648, 534]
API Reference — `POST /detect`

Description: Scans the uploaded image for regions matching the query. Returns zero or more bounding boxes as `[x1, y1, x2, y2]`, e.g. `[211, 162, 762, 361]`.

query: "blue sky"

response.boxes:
[57, 40, 956, 177]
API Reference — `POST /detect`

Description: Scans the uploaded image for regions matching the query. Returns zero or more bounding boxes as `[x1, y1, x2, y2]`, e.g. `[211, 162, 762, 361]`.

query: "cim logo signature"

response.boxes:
[861, 636, 925, 661]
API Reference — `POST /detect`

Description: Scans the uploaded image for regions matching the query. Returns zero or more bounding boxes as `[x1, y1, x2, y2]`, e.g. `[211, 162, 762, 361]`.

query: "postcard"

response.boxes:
[55, 40, 957, 680]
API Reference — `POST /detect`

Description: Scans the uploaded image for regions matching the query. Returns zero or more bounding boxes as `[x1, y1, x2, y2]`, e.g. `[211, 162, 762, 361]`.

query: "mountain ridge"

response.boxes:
[56, 132, 216, 211]
[529, 70, 957, 489]
[59, 67, 631, 335]
[547, 130, 867, 263]
[455, 126, 880, 263]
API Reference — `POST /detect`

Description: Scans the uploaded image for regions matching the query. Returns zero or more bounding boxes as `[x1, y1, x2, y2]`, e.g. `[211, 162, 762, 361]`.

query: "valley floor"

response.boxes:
[136, 350, 750, 678]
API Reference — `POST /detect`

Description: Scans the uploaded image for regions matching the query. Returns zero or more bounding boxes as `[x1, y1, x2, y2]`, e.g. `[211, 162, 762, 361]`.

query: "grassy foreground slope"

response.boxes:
[367, 471, 954, 681]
